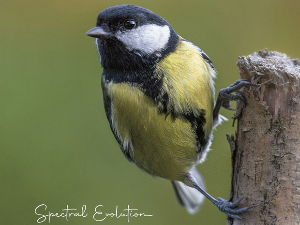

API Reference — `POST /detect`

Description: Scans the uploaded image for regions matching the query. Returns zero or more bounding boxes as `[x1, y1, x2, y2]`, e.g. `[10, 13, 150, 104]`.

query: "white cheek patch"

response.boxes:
[116, 24, 170, 55]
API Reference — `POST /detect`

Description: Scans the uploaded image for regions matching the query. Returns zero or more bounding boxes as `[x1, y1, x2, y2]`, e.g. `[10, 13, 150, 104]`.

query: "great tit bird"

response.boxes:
[87, 4, 254, 218]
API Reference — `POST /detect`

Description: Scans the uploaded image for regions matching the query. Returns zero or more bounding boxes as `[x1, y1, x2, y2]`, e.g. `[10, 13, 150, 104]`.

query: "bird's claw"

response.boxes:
[219, 79, 256, 108]
[214, 197, 256, 220]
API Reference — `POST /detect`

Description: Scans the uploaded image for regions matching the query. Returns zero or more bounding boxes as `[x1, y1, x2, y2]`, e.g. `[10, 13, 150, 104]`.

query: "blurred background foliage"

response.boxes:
[1, 0, 300, 224]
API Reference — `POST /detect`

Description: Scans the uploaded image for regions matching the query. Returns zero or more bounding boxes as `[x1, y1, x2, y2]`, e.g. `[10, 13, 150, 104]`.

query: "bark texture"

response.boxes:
[227, 49, 300, 225]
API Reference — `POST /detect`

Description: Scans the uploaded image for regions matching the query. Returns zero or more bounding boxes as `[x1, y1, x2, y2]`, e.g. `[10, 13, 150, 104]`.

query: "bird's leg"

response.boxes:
[184, 173, 256, 219]
[213, 79, 256, 122]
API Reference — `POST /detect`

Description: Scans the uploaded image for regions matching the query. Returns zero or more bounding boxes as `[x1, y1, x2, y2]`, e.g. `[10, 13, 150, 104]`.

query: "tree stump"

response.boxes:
[227, 49, 300, 225]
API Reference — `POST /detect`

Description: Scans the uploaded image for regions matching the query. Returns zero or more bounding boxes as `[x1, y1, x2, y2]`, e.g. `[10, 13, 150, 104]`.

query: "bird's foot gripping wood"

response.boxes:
[213, 197, 257, 220]
[186, 173, 257, 220]
[213, 79, 256, 120]
[219, 79, 256, 110]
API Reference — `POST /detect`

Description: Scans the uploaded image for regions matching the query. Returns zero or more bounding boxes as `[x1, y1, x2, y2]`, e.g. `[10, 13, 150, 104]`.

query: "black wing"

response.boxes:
[198, 48, 215, 70]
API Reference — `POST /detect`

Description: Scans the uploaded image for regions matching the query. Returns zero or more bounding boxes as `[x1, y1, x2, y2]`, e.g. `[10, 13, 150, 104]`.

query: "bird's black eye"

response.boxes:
[124, 19, 136, 29]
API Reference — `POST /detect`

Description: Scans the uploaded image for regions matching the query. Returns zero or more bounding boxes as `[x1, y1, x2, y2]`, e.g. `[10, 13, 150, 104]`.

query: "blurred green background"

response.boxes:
[1, 0, 300, 224]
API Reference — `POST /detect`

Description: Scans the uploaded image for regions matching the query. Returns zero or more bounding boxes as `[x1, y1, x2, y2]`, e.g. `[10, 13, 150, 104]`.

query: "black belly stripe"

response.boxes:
[183, 110, 207, 153]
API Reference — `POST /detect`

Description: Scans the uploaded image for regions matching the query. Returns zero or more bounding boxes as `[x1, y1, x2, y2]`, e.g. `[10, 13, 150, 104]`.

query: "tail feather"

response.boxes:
[171, 167, 206, 214]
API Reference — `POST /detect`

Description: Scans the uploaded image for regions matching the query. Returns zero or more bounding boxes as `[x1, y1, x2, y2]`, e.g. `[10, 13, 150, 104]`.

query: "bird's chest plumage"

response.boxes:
[101, 39, 215, 181]
[102, 80, 198, 181]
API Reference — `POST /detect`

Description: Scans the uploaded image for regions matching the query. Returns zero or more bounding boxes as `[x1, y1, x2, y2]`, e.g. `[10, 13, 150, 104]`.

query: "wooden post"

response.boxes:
[227, 49, 300, 225]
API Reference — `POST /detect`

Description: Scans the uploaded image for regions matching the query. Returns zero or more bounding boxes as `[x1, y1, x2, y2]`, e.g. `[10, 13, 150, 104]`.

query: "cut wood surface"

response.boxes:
[227, 49, 300, 225]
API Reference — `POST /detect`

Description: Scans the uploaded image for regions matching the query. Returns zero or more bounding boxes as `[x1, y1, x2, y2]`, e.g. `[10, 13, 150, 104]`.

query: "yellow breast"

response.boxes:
[107, 82, 198, 181]
[156, 38, 215, 138]
[104, 39, 215, 182]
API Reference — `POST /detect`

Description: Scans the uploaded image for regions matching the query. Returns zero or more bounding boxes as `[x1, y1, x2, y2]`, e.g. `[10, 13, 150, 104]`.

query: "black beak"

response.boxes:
[86, 26, 110, 38]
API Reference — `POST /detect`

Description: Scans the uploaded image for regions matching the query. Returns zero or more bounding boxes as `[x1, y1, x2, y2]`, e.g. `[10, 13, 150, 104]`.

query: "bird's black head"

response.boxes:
[87, 5, 178, 72]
